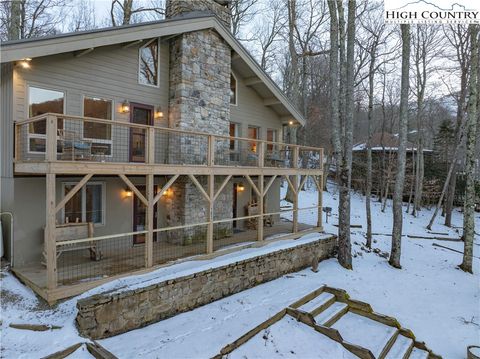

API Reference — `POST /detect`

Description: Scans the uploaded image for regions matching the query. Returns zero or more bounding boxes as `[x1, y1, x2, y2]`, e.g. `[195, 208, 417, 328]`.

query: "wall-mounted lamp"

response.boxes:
[288, 120, 294, 126]
[237, 184, 245, 192]
[124, 188, 133, 198]
[16, 58, 32, 69]
[164, 188, 173, 197]
[155, 106, 164, 119]
[121, 100, 130, 114]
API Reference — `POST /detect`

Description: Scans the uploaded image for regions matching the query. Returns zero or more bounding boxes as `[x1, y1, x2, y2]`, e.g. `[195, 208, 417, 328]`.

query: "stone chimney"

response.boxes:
[165, 0, 231, 28]
[165, 0, 233, 245]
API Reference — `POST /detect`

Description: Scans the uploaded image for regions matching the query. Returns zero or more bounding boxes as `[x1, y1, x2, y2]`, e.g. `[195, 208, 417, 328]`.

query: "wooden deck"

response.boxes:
[13, 221, 316, 303]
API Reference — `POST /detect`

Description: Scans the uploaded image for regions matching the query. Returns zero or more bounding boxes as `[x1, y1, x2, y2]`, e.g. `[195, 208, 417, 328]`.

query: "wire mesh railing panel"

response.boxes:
[264, 143, 293, 168]
[159, 129, 209, 166]
[296, 207, 321, 229]
[15, 119, 48, 162]
[215, 137, 260, 167]
[153, 224, 208, 265]
[298, 149, 322, 169]
[56, 233, 146, 285]
[58, 116, 136, 163]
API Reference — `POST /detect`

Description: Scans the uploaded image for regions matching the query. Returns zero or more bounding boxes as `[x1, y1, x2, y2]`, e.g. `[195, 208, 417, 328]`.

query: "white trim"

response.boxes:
[81, 94, 114, 157]
[26, 83, 66, 154]
[61, 181, 106, 226]
[138, 38, 160, 88]
[230, 72, 238, 106]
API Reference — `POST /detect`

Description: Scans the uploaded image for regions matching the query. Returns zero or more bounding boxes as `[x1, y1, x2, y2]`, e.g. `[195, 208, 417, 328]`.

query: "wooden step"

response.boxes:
[409, 347, 430, 359]
[314, 302, 348, 327]
[384, 335, 414, 359]
[298, 292, 336, 316]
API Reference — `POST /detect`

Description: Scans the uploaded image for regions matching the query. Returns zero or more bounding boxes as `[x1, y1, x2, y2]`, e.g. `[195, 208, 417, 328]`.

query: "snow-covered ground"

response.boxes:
[1, 184, 479, 358]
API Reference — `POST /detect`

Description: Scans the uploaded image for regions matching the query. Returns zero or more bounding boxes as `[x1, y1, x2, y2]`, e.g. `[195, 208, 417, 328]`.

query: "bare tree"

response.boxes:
[67, 0, 96, 32]
[110, 0, 164, 26]
[389, 24, 410, 269]
[443, 25, 470, 227]
[0, 0, 68, 41]
[410, 25, 443, 217]
[460, 24, 478, 274]
[327, 0, 355, 269]
[230, 0, 258, 38]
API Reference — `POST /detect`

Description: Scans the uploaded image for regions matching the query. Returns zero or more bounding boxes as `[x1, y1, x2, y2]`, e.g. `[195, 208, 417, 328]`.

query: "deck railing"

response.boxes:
[14, 113, 323, 170]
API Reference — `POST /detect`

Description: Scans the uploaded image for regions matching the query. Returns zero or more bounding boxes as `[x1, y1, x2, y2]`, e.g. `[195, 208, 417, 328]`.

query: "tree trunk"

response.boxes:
[460, 24, 478, 274]
[365, 47, 376, 248]
[8, 0, 21, 40]
[389, 24, 411, 269]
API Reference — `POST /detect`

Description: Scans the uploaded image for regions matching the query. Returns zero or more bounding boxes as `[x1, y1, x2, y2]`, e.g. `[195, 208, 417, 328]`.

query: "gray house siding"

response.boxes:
[4, 38, 288, 267]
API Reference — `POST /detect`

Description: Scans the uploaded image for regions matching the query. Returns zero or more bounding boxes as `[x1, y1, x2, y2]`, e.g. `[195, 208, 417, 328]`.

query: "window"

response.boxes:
[230, 73, 237, 105]
[83, 96, 113, 156]
[266, 128, 277, 151]
[63, 182, 105, 225]
[229, 122, 239, 150]
[139, 39, 159, 86]
[28, 86, 64, 153]
[248, 126, 259, 153]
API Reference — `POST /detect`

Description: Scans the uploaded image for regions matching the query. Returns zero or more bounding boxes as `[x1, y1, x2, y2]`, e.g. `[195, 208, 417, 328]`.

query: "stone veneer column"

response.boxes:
[166, 0, 233, 244]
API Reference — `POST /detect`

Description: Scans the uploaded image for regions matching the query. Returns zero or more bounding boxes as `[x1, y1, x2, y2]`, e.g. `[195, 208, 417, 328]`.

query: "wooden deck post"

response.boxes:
[147, 127, 155, 164]
[258, 174, 264, 241]
[258, 141, 265, 168]
[146, 174, 154, 267]
[207, 174, 214, 254]
[46, 114, 57, 162]
[317, 175, 323, 229]
[45, 173, 57, 290]
[208, 135, 215, 167]
[292, 147, 299, 233]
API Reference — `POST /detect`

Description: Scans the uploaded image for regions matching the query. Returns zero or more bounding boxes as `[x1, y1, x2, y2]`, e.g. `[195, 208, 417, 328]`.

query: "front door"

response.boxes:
[130, 103, 154, 162]
[133, 185, 158, 245]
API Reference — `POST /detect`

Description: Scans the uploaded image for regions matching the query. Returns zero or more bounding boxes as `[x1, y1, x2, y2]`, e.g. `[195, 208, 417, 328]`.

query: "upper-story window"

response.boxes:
[139, 39, 159, 87]
[230, 73, 237, 105]
[28, 86, 64, 153]
[83, 96, 113, 156]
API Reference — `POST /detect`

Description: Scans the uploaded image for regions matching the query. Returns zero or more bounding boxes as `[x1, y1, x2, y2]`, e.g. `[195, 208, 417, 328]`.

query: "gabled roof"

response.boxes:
[0, 14, 305, 125]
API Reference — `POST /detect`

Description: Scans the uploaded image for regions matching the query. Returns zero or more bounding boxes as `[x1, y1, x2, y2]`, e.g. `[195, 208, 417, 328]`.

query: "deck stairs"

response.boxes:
[217, 285, 442, 359]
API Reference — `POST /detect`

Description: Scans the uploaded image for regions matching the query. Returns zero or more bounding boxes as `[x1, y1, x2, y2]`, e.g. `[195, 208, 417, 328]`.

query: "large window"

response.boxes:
[139, 39, 159, 86]
[28, 86, 64, 153]
[230, 73, 237, 105]
[266, 128, 277, 151]
[248, 126, 259, 153]
[63, 182, 105, 225]
[83, 96, 113, 156]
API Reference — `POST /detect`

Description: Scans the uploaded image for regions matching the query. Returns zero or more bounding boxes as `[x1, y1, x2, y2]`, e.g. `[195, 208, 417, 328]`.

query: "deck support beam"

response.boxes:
[45, 173, 57, 290]
[292, 147, 299, 233]
[146, 174, 154, 267]
[153, 174, 179, 204]
[119, 174, 147, 206]
[55, 174, 93, 214]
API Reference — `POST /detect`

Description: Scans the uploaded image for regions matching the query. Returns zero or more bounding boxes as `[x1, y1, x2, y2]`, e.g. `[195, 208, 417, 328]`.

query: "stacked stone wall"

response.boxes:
[76, 235, 337, 339]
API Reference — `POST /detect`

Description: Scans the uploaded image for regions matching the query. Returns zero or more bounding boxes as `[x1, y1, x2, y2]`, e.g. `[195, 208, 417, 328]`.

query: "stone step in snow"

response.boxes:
[331, 312, 399, 358]
[385, 335, 414, 359]
[314, 302, 348, 326]
[298, 292, 335, 315]
[409, 347, 430, 359]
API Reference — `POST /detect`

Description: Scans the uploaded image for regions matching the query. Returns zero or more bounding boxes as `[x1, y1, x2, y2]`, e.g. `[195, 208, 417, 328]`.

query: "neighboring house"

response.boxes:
[351, 132, 435, 199]
[0, 0, 324, 303]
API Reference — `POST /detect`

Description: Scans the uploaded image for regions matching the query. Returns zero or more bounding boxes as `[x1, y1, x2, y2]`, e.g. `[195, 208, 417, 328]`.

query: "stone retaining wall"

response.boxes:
[76, 236, 337, 339]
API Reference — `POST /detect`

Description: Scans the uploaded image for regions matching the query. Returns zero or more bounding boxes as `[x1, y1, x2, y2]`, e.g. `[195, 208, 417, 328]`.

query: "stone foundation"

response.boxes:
[76, 235, 337, 339]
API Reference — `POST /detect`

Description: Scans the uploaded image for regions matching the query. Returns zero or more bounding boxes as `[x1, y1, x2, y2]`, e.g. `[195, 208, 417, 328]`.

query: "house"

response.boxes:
[351, 132, 437, 201]
[0, 0, 324, 303]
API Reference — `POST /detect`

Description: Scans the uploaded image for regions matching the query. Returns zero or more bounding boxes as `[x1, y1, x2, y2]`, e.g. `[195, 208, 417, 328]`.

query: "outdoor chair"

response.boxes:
[58, 129, 92, 160]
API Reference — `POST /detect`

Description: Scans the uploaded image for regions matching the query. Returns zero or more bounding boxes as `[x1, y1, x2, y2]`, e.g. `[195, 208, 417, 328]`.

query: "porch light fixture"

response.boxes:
[121, 100, 130, 114]
[288, 120, 294, 126]
[124, 188, 133, 198]
[17, 58, 32, 69]
[237, 184, 245, 192]
[155, 106, 164, 119]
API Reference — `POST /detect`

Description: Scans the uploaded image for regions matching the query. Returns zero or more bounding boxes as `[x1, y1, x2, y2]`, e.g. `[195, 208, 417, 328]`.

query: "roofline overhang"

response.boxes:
[1, 15, 306, 126]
